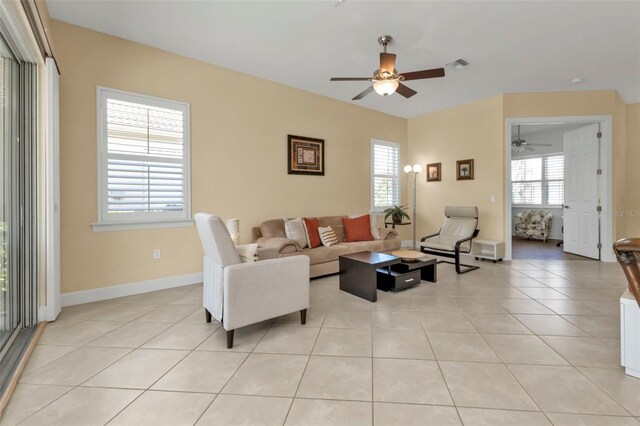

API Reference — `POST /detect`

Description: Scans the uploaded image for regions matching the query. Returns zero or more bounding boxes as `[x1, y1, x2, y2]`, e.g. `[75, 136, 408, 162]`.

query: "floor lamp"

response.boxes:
[404, 164, 423, 250]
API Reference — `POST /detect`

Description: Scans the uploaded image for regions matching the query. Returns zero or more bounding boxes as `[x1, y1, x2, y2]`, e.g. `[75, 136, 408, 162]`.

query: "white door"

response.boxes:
[563, 124, 600, 259]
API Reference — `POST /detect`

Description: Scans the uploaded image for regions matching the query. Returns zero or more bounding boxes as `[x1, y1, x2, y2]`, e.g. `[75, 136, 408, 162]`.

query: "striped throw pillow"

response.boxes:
[318, 226, 338, 247]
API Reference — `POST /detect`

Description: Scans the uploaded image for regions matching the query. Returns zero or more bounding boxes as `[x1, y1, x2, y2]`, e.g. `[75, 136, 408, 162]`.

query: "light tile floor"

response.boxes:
[3, 259, 640, 425]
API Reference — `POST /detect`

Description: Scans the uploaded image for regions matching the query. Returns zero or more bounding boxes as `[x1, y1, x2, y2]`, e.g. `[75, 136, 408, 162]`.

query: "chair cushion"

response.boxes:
[342, 215, 374, 242]
[303, 217, 322, 248]
[438, 217, 477, 247]
[421, 241, 455, 252]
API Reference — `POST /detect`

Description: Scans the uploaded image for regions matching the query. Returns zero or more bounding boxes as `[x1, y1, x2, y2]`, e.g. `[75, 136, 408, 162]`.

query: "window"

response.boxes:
[95, 87, 191, 230]
[511, 154, 564, 206]
[371, 139, 400, 210]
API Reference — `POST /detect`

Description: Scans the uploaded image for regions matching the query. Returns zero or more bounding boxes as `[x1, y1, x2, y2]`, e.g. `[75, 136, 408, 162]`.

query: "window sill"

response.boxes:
[91, 219, 195, 232]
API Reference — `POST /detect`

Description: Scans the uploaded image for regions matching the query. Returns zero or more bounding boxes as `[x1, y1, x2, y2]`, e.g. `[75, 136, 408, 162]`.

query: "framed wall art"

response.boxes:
[426, 163, 441, 182]
[287, 135, 324, 175]
[456, 159, 474, 180]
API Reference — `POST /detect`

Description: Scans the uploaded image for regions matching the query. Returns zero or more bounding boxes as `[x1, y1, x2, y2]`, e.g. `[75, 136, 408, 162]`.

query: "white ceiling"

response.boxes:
[46, 1, 640, 119]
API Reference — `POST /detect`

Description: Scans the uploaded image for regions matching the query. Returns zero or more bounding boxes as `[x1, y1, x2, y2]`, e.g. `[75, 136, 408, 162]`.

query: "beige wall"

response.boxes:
[504, 90, 627, 240]
[627, 103, 640, 235]
[408, 90, 630, 248]
[52, 20, 407, 294]
[407, 95, 505, 241]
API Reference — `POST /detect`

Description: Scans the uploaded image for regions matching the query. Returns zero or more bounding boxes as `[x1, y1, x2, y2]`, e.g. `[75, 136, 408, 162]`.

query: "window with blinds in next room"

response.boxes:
[511, 154, 564, 206]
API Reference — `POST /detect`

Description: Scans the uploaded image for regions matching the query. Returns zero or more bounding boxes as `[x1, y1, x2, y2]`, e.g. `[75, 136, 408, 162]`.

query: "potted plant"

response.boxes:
[384, 205, 410, 224]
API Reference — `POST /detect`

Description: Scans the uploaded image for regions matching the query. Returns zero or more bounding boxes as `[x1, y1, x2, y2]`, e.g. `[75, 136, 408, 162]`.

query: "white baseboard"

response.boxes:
[61, 272, 203, 307]
[38, 306, 50, 322]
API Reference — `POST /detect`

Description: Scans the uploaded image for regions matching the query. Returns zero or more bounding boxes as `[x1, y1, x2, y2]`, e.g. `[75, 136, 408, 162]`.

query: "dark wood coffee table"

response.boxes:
[339, 251, 401, 302]
[377, 255, 437, 291]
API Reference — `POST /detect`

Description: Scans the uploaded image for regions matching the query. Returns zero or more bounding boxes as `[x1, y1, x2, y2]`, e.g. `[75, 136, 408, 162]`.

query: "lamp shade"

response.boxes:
[412, 164, 423, 173]
[373, 79, 399, 96]
[225, 218, 239, 244]
[403, 164, 413, 173]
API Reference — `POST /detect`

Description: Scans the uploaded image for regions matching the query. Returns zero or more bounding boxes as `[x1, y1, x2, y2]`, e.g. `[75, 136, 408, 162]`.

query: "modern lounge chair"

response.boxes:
[195, 213, 310, 348]
[420, 206, 480, 274]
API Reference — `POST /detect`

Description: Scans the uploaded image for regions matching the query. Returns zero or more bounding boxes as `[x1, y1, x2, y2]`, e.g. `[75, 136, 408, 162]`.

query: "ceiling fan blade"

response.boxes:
[330, 77, 372, 81]
[401, 68, 445, 81]
[528, 143, 552, 147]
[379, 53, 397, 74]
[395, 83, 417, 98]
[352, 86, 374, 100]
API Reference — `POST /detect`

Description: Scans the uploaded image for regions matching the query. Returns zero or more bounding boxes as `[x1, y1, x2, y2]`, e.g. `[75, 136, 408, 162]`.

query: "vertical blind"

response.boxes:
[511, 154, 564, 205]
[100, 90, 189, 222]
[372, 141, 399, 208]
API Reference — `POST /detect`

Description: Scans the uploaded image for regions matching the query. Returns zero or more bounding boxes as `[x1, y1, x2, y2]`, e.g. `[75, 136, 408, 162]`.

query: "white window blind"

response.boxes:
[511, 154, 564, 206]
[97, 88, 190, 226]
[371, 140, 399, 209]
[545, 155, 564, 205]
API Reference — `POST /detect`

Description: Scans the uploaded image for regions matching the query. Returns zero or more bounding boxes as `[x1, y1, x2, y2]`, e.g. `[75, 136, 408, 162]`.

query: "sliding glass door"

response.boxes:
[0, 34, 19, 354]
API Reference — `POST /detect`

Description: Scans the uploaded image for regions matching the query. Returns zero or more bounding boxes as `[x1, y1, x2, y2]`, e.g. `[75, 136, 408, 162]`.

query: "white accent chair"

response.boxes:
[420, 206, 480, 274]
[195, 213, 310, 348]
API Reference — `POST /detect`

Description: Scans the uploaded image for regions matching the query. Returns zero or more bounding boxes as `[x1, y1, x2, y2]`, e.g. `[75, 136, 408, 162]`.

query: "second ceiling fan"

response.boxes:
[330, 35, 445, 101]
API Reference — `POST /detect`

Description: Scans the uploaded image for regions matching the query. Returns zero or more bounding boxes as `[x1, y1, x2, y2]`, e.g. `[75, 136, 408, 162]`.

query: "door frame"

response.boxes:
[504, 115, 614, 262]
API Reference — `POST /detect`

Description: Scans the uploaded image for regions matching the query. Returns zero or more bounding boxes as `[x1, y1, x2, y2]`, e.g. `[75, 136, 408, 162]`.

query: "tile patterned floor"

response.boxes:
[3, 259, 640, 425]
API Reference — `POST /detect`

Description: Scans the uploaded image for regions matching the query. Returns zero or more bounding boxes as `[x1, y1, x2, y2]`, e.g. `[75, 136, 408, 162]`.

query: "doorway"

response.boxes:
[505, 116, 614, 262]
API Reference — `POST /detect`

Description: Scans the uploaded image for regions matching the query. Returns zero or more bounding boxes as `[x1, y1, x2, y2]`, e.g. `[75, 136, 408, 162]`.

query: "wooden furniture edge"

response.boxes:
[0, 321, 47, 416]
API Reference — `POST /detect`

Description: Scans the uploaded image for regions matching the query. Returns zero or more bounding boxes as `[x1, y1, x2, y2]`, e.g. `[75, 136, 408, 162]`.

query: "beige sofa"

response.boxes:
[252, 216, 401, 278]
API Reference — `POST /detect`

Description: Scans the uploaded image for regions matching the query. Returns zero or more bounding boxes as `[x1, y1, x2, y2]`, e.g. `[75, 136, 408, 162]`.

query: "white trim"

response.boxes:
[44, 58, 61, 322]
[61, 272, 203, 307]
[92, 218, 194, 232]
[96, 86, 192, 226]
[505, 115, 614, 262]
[0, 0, 41, 63]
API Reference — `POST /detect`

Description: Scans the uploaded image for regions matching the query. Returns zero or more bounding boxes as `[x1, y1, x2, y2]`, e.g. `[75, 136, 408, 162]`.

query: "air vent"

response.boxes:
[446, 59, 469, 70]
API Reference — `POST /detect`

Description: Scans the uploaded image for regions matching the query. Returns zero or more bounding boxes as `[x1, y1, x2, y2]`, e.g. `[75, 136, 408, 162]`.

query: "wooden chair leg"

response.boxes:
[205, 308, 212, 323]
[300, 309, 307, 325]
[226, 330, 234, 349]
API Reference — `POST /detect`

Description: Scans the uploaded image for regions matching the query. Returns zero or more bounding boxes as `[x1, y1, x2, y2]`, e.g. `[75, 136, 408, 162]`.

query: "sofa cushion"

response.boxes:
[318, 226, 338, 247]
[297, 244, 351, 264]
[342, 215, 374, 242]
[284, 217, 307, 248]
[318, 216, 346, 242]
[303, 217, 322, 248]
[349, 213, 381, 240]
[260, 219, 286, 238]
[338, 239, 401, 253]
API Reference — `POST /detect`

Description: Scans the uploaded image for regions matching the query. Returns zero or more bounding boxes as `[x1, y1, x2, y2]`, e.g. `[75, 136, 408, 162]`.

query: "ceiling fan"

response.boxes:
[511, 125, 552, 152]
[330, 35, 445, 101]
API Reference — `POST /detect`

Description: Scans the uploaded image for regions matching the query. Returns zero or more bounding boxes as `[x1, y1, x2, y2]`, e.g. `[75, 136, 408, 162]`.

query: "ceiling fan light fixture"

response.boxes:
[373, 79, 399, 96]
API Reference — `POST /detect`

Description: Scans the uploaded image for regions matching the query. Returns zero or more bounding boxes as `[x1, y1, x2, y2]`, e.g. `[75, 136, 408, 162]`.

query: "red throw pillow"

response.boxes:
[342, 215, 374, 242]
[303, 217, 322, 248]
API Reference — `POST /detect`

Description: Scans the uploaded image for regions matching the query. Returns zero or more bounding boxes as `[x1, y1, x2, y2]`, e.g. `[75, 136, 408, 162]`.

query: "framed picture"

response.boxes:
[426, 163, 441, 182]
[456, 159, 474, 180]
[287, 135, 324, 175]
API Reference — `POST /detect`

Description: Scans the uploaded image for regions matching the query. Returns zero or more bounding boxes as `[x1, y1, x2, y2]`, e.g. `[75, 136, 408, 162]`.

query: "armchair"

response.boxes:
[514, 210, 552, 242]
[195, 213, 310, 348]
[420, 206, 480, 274]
